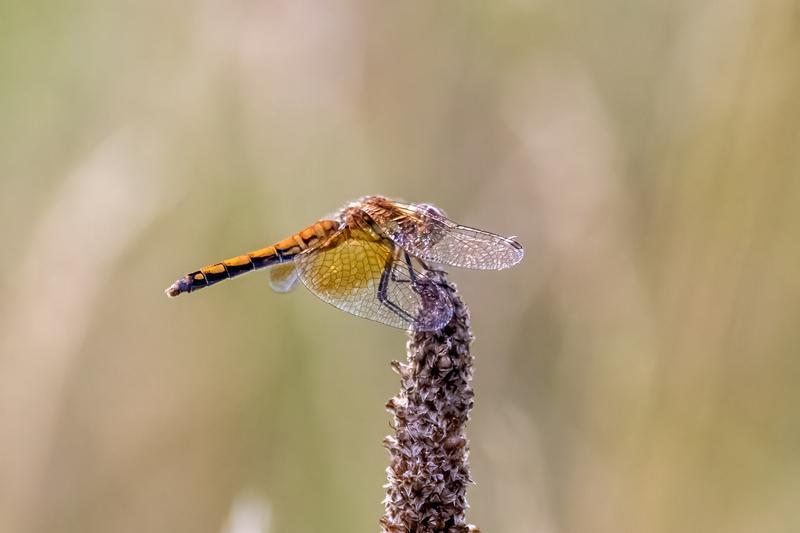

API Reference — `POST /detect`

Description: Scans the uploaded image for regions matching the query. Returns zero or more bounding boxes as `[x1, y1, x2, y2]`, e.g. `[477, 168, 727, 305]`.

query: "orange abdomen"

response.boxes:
[165, 219, 338, 297]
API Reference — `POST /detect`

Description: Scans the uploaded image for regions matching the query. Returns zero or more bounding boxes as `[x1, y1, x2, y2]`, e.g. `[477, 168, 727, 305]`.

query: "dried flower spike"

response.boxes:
[381, 270, 479, 533]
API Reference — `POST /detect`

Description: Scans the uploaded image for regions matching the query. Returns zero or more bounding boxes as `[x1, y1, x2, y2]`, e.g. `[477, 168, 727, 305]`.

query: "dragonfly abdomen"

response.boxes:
[165, 219, 339, 297]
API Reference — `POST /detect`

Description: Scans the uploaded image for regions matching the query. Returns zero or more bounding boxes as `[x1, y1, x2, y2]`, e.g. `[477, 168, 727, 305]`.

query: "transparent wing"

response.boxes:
[268, 263, 300, 293]
[293, 230, 453, 331]
[368, 202, 524, 270]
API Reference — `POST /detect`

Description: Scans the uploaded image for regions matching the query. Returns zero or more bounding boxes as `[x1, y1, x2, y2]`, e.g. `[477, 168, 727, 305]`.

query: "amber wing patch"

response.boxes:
[293, 230, 452, 331]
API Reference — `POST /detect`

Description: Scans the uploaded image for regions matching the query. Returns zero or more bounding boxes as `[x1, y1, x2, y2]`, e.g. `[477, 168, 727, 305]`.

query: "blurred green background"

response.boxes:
[1, 1, 798, 532]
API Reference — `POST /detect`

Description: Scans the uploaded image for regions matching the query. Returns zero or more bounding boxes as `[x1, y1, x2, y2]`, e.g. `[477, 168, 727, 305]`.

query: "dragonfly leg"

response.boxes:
[387, 250, 411, 283]
[414, 256, 434, 273]
[387, 251, 418, 284]
[378, 255, 417, 323]
[392, 251, 448, 299]
[414, 256, 448, 282]
[404, 252, 418, 282]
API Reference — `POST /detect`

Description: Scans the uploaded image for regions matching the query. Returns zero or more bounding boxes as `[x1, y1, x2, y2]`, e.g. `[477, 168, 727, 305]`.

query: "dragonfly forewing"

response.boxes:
[362, 200, 524, 270]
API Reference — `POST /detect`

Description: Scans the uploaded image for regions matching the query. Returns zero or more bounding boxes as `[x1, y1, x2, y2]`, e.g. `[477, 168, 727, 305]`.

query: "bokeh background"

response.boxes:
[1, 1, 799, 532]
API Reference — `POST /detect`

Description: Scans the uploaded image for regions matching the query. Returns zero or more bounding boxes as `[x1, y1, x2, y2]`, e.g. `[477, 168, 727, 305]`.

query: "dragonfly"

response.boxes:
[165, 195, 523, 331]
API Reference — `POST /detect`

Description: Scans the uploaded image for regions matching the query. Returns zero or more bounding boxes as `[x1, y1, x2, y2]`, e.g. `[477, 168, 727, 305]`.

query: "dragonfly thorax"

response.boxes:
[342, 206, 386, 241]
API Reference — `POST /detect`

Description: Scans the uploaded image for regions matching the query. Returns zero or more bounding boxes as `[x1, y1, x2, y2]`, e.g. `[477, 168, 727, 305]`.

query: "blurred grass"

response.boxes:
[0, 1, 798, 532]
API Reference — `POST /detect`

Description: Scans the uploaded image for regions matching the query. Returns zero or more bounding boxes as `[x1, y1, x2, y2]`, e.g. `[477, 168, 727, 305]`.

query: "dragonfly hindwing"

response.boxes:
[268, 263, 300, 293]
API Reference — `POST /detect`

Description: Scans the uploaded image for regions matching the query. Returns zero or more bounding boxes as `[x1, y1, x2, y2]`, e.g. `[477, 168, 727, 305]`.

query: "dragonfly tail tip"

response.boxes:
[165, 278, 189, 298]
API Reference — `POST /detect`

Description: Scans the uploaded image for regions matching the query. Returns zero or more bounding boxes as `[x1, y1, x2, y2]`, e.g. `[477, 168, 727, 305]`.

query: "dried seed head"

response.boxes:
[444, 436, 466, 451]
[381, 272, 478, 532]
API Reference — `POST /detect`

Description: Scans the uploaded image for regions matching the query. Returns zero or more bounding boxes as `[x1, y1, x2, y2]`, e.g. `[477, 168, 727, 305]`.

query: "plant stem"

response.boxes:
[380, 271, 479, 533]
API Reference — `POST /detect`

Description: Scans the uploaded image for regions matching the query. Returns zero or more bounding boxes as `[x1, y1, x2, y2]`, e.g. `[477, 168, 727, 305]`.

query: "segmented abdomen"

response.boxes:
[165, 219, 338, 297]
